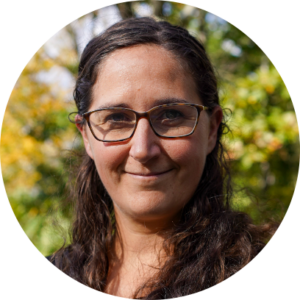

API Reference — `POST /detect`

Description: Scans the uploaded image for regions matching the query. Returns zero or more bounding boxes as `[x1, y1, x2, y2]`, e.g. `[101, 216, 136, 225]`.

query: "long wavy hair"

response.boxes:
[53, 17, 275, 298]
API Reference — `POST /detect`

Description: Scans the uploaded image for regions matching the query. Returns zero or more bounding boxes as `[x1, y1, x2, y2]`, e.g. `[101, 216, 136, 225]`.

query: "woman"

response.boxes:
[51, 17, 275, 298]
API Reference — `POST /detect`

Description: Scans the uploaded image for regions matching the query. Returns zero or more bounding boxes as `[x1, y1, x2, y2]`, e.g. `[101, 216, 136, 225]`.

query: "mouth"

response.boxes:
[125, 169, 173, 178]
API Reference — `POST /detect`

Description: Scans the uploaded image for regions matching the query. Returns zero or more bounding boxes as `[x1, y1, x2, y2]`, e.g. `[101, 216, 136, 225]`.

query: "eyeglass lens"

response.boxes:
[88, 105, 199, 141]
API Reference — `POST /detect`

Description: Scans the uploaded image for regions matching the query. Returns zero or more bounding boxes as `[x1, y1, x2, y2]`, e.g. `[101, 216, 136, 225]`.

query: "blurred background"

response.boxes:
[1, 1, 298, 256]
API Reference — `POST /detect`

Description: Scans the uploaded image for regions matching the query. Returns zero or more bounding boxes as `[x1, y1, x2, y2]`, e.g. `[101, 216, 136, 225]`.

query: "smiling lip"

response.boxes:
[125, 169, 173, 177]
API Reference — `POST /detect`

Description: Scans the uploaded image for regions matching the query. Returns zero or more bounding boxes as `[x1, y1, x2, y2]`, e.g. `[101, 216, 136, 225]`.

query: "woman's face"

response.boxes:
[79, 44, 222, 225]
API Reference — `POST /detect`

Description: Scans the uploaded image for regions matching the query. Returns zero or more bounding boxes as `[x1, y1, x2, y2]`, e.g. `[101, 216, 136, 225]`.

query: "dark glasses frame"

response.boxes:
[74, 103, 210, 142]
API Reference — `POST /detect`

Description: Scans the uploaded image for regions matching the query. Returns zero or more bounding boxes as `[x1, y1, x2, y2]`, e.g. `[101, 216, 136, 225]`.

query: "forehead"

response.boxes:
[91, 44, 200, 110]
[98, 44, 188, 81]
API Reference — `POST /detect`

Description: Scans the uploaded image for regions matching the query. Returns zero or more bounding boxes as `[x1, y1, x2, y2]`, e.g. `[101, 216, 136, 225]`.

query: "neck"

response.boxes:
[112, 208, 179, 264]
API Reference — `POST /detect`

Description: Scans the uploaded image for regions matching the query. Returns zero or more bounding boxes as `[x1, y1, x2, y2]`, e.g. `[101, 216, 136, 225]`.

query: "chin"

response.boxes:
[132, 203, 173, 221]
[115, 191, 184, 223]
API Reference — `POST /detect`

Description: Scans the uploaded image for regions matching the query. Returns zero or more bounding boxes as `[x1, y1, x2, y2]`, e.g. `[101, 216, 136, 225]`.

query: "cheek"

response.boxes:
[163, 135, 207, 178]
[91, 143, 127, 182]
[159, 138, 207, 209]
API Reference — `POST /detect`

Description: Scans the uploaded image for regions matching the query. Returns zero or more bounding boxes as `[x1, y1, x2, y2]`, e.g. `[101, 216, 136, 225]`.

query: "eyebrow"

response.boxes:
[95, 98, 189, 110]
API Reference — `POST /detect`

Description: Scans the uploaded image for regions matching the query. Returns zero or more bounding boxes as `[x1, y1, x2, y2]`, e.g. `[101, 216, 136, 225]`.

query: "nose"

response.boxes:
[129, 118, 161, 164]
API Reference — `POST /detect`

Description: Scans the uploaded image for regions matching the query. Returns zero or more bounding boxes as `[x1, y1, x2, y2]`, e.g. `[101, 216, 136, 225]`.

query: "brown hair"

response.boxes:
[53, 17, 276, 298]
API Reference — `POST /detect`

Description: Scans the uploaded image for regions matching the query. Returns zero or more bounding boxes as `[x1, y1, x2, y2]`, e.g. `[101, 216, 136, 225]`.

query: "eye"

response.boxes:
[162, 109, 183, 120]
[154, 108, 184, 123]
[106, 112, 131, 123]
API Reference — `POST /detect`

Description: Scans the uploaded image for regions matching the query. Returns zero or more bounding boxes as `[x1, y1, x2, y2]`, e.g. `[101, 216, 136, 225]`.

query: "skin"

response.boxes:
[77, 44, 222, 297]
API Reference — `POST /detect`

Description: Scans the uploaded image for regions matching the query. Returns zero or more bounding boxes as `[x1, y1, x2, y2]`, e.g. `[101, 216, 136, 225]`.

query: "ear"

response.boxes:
[206, 106, 223, 155]
[75, 115, 94, 160]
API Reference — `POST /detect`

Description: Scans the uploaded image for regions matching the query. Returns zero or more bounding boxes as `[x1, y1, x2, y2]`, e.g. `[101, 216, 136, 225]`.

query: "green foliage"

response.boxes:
[224, 64, 299, 222]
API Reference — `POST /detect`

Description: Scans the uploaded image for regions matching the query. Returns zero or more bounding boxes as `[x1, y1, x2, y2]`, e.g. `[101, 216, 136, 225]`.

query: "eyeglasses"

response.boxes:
[77, 103, 210, 142]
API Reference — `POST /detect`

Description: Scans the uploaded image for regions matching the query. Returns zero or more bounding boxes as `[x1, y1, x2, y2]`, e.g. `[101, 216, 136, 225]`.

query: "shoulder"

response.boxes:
[44, 255, 55, 271]
[44, 254, 62, 271]
[44, 254, 83, 298]
[44, 253, 74, 284]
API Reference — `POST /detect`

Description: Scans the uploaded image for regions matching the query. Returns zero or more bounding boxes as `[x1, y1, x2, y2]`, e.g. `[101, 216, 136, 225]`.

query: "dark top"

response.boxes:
[44, 256, 253, 300]
[44, 255, 90, 298]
